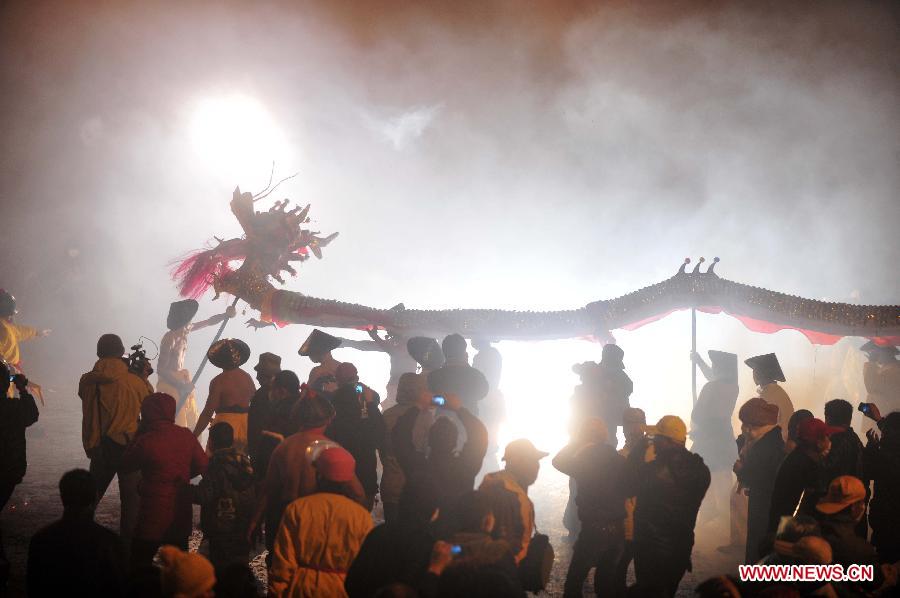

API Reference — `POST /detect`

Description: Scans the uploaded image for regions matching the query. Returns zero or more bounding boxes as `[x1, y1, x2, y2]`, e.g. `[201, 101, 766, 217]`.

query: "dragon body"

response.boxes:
[176, 191, 900, 346]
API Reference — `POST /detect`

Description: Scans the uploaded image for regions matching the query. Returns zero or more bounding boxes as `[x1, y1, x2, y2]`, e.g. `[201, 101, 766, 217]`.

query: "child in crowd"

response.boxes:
[194, 423, 256, 574]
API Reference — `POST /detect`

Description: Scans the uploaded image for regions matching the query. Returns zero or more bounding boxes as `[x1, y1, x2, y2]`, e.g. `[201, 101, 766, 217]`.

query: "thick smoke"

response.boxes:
[0, 1, 897, 425]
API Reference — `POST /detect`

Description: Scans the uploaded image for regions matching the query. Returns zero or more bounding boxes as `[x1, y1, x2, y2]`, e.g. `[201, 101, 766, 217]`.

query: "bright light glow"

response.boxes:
[189, 94, 293, 182]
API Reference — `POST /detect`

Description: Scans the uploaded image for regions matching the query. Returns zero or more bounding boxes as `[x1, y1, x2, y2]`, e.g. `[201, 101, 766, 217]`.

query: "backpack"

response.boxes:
[518, 529, 554, 592]
[200, 451, 256, 537]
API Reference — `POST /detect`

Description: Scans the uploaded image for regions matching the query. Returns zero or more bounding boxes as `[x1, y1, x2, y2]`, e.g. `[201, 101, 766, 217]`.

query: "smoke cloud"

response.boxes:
[0, 1, 897, 428]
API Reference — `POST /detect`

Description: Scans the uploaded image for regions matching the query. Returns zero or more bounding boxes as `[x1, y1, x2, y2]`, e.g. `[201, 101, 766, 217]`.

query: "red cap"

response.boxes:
[796, 418, 842, 444]
[314, 447, 356, 482]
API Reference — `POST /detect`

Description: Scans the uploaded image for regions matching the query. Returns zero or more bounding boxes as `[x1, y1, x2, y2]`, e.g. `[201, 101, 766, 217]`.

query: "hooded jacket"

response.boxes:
[121, 393, 208, 541]
[78, 357, 152, 456]
[269, 492, 373, 597]
[625, 437, 711, 563]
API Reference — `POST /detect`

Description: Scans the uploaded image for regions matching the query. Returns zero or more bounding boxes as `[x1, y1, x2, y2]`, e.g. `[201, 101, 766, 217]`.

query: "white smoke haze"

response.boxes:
[1, 1, 897, 457]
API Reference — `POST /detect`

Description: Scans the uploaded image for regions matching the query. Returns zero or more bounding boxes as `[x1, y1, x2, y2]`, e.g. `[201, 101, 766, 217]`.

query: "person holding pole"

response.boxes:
[745, 353, 794, 441]
[193, 339, 255, 454]
[157, 299, 236, 429]
[689, 350, 739, 532]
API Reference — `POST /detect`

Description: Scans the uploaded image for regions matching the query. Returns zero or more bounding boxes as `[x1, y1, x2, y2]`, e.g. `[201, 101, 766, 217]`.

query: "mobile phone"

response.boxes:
[355, 383, 363, 393]
[8, 374, 14, 382]
[450, 544, 462, 556]
[431, 395, 446, 407]
[858, 402, 873, 416]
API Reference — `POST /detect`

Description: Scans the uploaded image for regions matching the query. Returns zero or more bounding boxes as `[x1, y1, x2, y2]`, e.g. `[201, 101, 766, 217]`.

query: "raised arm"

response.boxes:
[192, 378, 221, 437]
[337, 338, 382, 352]
[189, 305, 237, 333]
[691, 351, 714, 382]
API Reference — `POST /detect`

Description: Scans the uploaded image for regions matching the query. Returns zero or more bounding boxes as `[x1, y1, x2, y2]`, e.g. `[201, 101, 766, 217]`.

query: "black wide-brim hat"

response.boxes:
[860, 341, 899, 356]
[167, 299, 199, 331]
[744, 352, 786, 383]
[208, 338, 251, 370]
[407, 336, 445, 370]
[298, 329, 342, 357]
[709, 350, 738, 380]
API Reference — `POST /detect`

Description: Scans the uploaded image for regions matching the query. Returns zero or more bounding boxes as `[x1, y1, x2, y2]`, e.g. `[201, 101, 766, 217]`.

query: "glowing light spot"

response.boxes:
[189, 94, 292, 182]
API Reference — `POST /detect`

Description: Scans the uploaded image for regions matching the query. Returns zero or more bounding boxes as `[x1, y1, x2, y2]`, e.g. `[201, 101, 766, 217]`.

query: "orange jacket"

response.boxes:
[268, 493, 373, 597]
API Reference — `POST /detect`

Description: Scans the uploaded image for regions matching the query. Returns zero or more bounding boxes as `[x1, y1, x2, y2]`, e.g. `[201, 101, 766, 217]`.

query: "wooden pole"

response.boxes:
[175, 296, 240, 415]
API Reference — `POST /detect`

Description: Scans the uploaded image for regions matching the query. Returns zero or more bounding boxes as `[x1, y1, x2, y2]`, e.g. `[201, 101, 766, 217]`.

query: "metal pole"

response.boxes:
[691, 307, 698, 404]
[175, 296, 239, 415]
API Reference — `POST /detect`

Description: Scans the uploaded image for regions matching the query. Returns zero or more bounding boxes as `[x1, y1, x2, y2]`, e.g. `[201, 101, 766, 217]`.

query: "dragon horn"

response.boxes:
[678, 258, 691, 275]
[706, 257, 720, 275]
[691, 257, 705, 274]
[296, 204, 310, 222]
[316, 232, 339, 247]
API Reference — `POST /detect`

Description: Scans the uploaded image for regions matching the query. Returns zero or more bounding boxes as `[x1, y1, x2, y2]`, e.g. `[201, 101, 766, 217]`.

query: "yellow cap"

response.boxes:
[643, 415, 687, 444]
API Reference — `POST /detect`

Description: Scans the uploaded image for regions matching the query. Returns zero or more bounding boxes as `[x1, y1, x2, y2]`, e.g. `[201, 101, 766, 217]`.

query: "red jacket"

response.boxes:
[122, 393, 208, 542]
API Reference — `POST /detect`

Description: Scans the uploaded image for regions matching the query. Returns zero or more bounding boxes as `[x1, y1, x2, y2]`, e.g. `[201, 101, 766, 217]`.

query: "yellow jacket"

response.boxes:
[479, 470, 534, 563]
[0, 320, 38, 366]
[269, 493, 373, 597]
[78, 358, 153, 456]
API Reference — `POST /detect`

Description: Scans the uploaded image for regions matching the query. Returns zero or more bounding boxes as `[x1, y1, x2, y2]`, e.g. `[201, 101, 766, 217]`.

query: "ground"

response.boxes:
[1, 398, 742, 596]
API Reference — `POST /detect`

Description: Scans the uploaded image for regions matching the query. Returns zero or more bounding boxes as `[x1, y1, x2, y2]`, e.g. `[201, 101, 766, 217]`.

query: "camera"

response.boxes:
[126, 342, 154, 378]
[432, 395, 446, 407]
[858, 402, 874, 416]
[355, 383, 364, 394]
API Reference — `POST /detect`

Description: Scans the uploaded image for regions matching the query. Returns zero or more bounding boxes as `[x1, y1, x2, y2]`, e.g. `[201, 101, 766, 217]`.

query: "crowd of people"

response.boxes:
[1, 291, 900, 597]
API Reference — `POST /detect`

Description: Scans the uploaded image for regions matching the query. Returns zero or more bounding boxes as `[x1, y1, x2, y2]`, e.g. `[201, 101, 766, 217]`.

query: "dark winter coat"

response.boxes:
[254, 393, 299, 482]
[822, 427, 864, 483]
[326, 384, 386, 498]
[427, 409, 488, 502]
[345, 521, 435, 598]
[736, 426, 784, 563]
[246, 384, 271, 478]
[27, 513, 126, 597]
[864, 432, 900, 560]
[768, 448, 825, 533]
[194, 447, 255, 539]
[819, 510, 885, 593]
[121, 393, 208, 542]
[625, 437, 711, 565]
[553, 442, 627, 527]
[427, 364, 489, 413]
[0, 388, 39, 485]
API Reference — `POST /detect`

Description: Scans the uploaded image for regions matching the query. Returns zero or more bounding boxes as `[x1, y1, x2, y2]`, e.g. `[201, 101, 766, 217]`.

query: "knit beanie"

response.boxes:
[158, 546, 216, 598]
